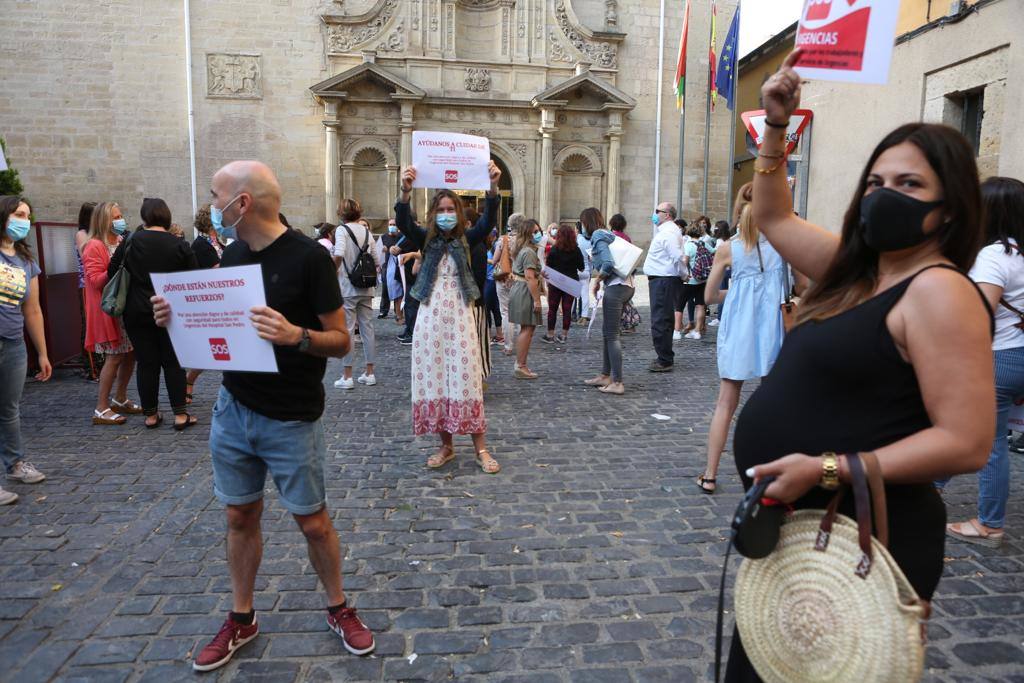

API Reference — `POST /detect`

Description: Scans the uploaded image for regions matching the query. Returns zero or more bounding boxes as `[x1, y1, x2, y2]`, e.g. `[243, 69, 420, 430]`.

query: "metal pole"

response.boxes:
[654, 0, 667, 239]
[183, 0, 198, 235]
[701, 82, 712, 216]
[675, 111, 686, 212]
[797, 120, 813, 218]
[724, 105, 737, 216]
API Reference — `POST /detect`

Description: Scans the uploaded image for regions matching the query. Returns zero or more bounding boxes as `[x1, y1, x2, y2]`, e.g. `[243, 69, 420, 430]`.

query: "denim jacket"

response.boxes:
[393, 194, 498, 305]
[588, 229, 617, 278]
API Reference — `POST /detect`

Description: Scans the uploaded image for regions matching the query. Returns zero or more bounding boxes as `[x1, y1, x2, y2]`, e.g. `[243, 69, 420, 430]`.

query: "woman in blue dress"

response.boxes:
[696, 183, 789, 493]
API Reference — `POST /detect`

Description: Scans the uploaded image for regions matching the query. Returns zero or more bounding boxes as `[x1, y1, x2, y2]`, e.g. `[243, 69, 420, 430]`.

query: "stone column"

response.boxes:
[538, 108, 558, 228]
[605, 111, 623, 220]
[399, 101, 415, 169]
[323, 101, 341, 221]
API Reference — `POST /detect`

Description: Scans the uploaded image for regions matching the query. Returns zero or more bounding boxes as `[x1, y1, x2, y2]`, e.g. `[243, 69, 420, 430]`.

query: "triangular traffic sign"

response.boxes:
[740, 109, 813, 155]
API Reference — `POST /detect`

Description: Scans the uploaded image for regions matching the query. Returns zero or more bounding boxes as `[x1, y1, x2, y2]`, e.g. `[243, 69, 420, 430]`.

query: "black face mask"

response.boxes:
[859, 187, 944, 252]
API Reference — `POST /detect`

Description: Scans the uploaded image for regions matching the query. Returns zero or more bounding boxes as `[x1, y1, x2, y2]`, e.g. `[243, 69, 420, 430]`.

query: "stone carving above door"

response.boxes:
[323, 0, 400, 55]
[552, 0, 620, 69]
[465, 68, 492, 92]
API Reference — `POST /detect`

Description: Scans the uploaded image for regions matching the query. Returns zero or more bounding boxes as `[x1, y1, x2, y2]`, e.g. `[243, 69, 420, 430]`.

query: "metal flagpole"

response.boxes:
[701, 2, 714, 216]
[654, 0, 667, 239]
[724, 1, 739, 214]
[676, 107, 686, 212]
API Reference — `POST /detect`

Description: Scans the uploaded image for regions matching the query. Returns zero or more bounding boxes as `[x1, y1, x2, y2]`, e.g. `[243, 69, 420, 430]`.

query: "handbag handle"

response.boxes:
[815, 452, 889, 578]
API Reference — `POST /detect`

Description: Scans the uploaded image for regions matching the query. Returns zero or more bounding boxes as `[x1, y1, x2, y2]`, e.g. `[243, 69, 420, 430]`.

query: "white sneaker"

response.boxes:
[357, 373, 377, 386]
[0, 487, 17, 505]
[708, 319, 720, 327]
[7, 461, 45, 484]
[333, 377, 355, 390]
[672, 331, 683, 342]
[685, 331, 702, 340]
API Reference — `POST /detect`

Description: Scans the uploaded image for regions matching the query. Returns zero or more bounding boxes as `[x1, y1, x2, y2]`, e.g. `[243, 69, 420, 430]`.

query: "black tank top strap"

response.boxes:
[890, 263, 994, 337]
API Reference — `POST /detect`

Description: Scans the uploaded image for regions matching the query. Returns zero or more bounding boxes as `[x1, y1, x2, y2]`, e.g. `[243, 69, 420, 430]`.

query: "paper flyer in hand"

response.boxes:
[794, 0, 900, 85]
[411, 131, 491, 191]
[150, 264, 279, 373]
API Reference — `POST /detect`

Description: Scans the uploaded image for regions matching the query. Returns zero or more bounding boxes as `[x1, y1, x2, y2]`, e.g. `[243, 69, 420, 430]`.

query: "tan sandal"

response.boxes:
[514, 368, 538, 380]
[92, 408, 127, 425]
[598, 383, 625, 395]
[426, 445, 455, 469]
[475, 449, 501, 474]
[947, 519, 1004, 548]
[111, 398, 143, 415]
[584, 375, 611, 387]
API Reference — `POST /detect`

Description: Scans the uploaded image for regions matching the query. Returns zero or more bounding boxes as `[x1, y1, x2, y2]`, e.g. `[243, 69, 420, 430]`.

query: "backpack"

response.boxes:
[341, 223, 378, 290]
[692, 241, 714, 282]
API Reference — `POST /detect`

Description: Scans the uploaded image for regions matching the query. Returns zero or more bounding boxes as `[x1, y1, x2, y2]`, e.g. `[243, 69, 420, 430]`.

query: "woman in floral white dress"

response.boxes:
[395, 162, 501, 473]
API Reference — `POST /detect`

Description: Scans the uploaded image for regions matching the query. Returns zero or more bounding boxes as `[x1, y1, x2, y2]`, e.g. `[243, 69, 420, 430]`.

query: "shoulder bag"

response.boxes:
[100, 236, 133, 317]
[493, 235, 512, 282]
[755, 240, 800, 332]
[724, 453, 927, 683]
[608, 235, 643, 279]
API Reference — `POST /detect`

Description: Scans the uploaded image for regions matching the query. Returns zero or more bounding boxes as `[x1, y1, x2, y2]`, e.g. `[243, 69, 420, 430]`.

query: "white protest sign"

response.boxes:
[794, 0, 901, 85]
[412, 131, 490, 191]
[0, 144, 7, 172]
[151, 264, 279, 373]
[541, 266, 584, 299]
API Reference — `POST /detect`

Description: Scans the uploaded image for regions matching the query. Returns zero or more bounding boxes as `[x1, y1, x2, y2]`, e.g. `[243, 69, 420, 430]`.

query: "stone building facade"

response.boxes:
[2, 0, 737, 248]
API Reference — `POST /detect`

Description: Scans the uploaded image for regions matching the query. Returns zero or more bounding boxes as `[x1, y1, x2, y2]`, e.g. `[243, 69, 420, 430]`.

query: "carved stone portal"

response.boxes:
[207, 53, 262, 99]
[464, 68, 491, 92]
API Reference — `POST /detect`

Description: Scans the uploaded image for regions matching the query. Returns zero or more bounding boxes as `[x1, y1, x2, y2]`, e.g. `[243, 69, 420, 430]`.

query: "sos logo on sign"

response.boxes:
[209, 338, 231, 362]
[444, 169, 459, 184]
[805, 0, 832, 21]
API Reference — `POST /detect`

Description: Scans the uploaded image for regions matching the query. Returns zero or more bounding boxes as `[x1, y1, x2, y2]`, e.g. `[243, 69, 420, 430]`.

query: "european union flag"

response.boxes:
[716, 7, 740, 111]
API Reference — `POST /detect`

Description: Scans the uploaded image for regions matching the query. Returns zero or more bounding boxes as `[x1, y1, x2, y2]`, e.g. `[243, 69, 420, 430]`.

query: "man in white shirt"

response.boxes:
[332, 201, 382, 389]
[642, 202, 684, 371]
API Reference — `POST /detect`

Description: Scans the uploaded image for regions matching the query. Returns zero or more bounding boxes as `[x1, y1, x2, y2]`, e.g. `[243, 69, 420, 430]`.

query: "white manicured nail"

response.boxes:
[745, 468, 756, 478]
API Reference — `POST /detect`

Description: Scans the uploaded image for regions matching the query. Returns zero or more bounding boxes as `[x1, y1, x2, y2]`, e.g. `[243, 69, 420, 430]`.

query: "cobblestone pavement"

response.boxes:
[2, 303, 1023, 682]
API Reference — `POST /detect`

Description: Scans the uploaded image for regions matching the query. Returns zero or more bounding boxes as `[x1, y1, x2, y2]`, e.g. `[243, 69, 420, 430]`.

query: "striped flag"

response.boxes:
[674, 0, 691, 109]
[709, 0, 718, 112]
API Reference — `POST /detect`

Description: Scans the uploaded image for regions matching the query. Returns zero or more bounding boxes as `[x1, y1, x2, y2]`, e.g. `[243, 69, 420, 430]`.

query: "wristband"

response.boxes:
[764, 118, 790, 129]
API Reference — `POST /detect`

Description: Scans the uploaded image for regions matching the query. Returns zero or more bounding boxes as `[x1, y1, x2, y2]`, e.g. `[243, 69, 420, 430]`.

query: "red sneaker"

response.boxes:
[327, 606, 375, 655]
[192, 615, 259, 672]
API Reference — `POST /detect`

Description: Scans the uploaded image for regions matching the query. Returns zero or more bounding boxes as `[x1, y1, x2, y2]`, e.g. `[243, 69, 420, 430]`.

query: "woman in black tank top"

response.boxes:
[725, 53, 996, 682]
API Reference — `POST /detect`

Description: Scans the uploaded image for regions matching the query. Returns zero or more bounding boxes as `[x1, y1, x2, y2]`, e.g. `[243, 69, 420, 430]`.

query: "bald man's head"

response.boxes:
[212, 160, 282, 220]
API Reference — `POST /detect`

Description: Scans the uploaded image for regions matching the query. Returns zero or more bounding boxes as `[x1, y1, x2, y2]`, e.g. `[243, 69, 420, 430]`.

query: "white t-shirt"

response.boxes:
[969, 239, 1024, 351]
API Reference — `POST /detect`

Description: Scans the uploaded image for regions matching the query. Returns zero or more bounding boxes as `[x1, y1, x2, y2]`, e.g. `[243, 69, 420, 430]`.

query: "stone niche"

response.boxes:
[455, 2, 506, 61]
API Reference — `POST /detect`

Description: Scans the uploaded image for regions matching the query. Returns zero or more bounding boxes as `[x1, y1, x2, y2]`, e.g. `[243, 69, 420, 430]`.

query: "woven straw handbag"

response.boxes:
[734, 453, 928, 683]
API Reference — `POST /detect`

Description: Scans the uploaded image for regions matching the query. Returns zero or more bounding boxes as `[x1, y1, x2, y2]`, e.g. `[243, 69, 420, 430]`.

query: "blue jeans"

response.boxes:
[0, 339, 27, 473]
[209, 386, 327, 515]
[979, 347, 1024, 528]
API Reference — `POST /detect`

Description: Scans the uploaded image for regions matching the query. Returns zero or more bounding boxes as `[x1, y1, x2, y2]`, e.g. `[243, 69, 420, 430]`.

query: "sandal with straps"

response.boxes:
[475, 449, 501, 475]
[426, 445, 455, 469]
[696, 475, 717, 494]
[946, 518, 1005, 548]
[173, 413, 198, 432]
[185, 383, 194, 406]
[92, 408, 127, 425]
[145, 414, 164, 430]
[111, 398, 143, 415]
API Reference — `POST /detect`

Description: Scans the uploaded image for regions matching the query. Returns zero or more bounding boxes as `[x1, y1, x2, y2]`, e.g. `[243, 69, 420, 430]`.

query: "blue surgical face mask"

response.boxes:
[388, 225, 398, 234]
[651, 212, 661, 226]
[112, 218, 128, 235]
[436, 213, 458, 232]
[6, 217, 30, 242]
[532, 232, 542, 244]
[211, 195, 242, 241]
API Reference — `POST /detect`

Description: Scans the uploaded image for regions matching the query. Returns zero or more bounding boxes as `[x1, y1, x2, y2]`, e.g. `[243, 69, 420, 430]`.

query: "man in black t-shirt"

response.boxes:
[152, 161, 375, 671]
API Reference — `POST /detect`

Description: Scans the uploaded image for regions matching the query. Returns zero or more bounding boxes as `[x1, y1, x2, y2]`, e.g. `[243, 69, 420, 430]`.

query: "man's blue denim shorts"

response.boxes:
[209, 386, 326, 515]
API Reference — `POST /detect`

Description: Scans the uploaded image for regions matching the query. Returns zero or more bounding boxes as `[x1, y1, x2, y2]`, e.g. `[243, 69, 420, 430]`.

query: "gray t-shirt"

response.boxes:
[0, 251, 41, 340]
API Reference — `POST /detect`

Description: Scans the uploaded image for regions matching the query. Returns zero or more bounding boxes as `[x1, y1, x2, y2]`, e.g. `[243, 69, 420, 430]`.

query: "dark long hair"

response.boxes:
[796, 123, 982, 324]
[78, 202, 96, 232]
[0, 196, 36, 262]
[579, 207, 606, 235]
[980, 177, 1024, 256]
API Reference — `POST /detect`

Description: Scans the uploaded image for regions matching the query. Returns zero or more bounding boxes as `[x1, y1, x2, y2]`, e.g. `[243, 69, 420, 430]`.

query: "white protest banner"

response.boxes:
[150, 264, 279, 373]
[794, 0, 901, 85]
[0, 144, 7, 172]
[541, 266, 584, 299]
[411, 131, 490, 191]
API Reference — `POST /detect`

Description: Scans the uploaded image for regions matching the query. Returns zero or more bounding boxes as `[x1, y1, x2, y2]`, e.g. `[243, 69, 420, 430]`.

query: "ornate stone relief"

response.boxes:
[549, 31, 575, 64]
[463, 128, 494, 138]
[377, 19, 405, 52]
[411, 0, 420, 30]
[553, 0, 618, 69]
[465, 68, 491, 92]
[325, 0, 400, 54]
[605, 0, 618, 28]
[508, 143, 528, 167]
[207, 54, 262, 99]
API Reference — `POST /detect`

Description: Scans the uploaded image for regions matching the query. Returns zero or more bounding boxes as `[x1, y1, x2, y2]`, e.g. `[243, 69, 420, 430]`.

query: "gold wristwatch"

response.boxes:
[820, 452, 841, 490]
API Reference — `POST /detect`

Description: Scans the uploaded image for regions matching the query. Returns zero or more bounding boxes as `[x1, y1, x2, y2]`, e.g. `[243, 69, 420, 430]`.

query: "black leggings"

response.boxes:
[547, 286, 574, 332]
[125, 318, 188, 416]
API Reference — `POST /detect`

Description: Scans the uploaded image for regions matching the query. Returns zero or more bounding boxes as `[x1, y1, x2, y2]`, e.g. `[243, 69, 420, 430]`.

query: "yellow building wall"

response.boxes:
[897, 0, 982, 34]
